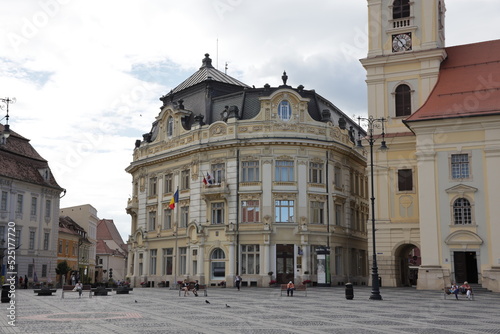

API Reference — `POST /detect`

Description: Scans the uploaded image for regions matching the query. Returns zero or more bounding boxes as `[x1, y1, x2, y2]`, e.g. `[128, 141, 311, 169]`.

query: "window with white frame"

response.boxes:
[278, 100, 291, 121]
[163, 209, 172, 229]
[148, 211, 156, 231]
[29, 230, 36, 250]
[150, 249, 157, 275]
[30, 197, 37, 216]
[164, 173, 173, 193]
[15, 230, 21, 246]
[241, 245, 260, 275]
[275, 161, 294, 182]
[310, 201, 324, 224]
[181, 170, 190, 190]
[0, 191, 7, 211]
[16, 194, 23, 213]
[451, 154, 470, 179]
[180, 206, 189, 227]
[167, 116, 174, 137]
[242, 161, 259, 182]
[453, 198, 472, 225]
[241, 200, 260, 223]
[309, 162, 324, 184]
[211, 163, 225, 184]
[149, 177, 157, 196]
[211, 202, 224, 225]
[45, 199, 51, 218]
[179, 247, 187, 275]
[275, 200, 294, 223]
[163, 248, 173, 275]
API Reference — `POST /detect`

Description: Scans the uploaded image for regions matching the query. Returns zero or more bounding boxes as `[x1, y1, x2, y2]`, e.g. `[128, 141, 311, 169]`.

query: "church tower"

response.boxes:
[360, 0, 448, 288]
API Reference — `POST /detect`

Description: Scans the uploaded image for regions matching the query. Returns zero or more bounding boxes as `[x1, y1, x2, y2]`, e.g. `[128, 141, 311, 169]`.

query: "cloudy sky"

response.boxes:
[1, 0, 499, 241]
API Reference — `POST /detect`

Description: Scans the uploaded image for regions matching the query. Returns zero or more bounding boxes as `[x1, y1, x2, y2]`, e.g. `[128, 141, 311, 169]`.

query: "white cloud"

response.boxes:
[1, 0, 499, 241]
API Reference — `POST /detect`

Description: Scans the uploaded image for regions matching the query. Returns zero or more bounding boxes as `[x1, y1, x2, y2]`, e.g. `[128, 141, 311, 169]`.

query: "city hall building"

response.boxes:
[125, 55, 368, 287]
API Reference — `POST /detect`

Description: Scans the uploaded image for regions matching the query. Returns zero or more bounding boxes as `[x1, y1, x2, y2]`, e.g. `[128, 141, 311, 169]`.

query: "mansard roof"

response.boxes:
[405, 39, 500, 123]
[0, 124, 63, 190]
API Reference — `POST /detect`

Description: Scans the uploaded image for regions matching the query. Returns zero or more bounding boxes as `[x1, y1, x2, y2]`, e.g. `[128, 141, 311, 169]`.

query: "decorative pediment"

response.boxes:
[445, 184, 478, 195]
[445, 230, 483, 246]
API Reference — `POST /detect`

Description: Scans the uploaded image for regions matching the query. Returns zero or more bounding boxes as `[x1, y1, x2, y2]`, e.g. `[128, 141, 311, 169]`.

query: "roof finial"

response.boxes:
[201, 53, 213, 69]
[282, 71, 288, 86]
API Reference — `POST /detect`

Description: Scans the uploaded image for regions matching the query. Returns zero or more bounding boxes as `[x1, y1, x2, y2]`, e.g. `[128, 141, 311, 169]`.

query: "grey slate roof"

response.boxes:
[170, 54, 250, 95]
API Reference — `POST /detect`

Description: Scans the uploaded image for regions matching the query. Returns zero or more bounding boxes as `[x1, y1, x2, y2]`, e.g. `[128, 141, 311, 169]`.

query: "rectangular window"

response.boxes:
[275, 200, 294, 223]
[241, 245, 260, 275]
[28, 264, 33, 278]
[30, 197, 37, 216]
[29, 230, 36, 250]
[398, 169, 413, 191]
[149, 177, 157, 196]
[211, 202, 224, 225]
[148, 211, 156, 231]
[45, 200, 51, 218]
[310, 201, 324, 224]
[181, 170, 190, 190]
[451, 154, 470, 179]
[309, 162, 323, 184]
[150, 249, 157, 275]
[65, 241, 69, 255]
[164, 173, 173, 193]
[335, 246, 343, 275]
[180, 206, 189, 227]
[164, 209, 172, 229]
[275, 161, 294, 182]
[241, 200, 260, 223]
[334, 166, 342, 188]
[0, 191, 7, 211]
[0, 226, 4, 244]
[58, 240, 63, 253]
[179, 247, 187, 275]
[163, 248, 173, 275]
[15, 230, 21, 246]
[42, 264, 47, 278]
[242, 161, 259, 182]
[211, 163, 225, 184]
[16, 194, 23, 213]
[335, 204, 342, 226]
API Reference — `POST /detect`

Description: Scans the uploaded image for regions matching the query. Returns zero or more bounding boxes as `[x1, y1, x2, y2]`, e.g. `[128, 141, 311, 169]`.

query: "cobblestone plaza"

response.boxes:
[2, 286, 499, 333]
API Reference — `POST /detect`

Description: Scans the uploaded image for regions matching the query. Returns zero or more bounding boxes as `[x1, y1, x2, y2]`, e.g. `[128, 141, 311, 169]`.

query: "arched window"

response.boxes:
[210, 248, 226, 280]
[278, 100, 291, 121]
[393, 0, 410, 19]
[453, 198, 472, 225]
[166, 116, 173, 137]
[395, 84, 411, 117]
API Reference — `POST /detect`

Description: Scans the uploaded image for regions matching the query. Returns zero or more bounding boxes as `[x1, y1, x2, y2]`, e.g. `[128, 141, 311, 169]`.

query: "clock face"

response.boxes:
[392, 33, 412, 52]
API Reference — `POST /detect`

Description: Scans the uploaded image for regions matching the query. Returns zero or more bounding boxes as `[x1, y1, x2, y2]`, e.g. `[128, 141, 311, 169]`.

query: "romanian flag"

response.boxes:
[168, 189, 179, 209]
[202, 175, 208, 185]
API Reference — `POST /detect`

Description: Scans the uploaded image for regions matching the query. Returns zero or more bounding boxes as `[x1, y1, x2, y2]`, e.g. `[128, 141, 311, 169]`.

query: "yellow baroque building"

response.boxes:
[126, 55, 369, 288]
[361, 0, 500, 291]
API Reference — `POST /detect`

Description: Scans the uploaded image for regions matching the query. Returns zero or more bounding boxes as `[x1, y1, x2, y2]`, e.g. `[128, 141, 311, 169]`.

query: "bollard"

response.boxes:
[345, 283, 354, 300]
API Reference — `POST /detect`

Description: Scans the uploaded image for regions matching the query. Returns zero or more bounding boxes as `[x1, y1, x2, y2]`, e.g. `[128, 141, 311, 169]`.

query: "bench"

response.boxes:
[114, 286, 134, 294]
[280, 284, 307, 297]
[444, 286, 474, 300]
[61, 285, 92, 299]
[178, 283, 208, 297]
[33, 288, 57, 296]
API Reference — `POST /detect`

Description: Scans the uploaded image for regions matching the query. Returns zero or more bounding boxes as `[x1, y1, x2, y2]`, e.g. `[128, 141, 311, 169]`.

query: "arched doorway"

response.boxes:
[394, 244, 420, 287]
[210, 248, 226, 282]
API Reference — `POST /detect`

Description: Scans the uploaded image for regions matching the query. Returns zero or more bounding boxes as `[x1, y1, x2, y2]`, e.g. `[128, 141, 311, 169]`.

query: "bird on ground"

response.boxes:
[226, 304, 230, 308]
[205, 300, 210, 304]
[135, 300, 138, 303]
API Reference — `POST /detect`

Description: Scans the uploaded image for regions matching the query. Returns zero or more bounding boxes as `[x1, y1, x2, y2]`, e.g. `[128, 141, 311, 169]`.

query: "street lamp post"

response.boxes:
[357, 115, 387, 301]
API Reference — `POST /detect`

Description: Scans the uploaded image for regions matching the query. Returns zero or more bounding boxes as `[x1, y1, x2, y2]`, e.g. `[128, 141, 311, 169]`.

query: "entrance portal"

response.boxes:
[395, 244, 421, 287]
[454, 251, 478, 284]
[276, 244, 294, 284]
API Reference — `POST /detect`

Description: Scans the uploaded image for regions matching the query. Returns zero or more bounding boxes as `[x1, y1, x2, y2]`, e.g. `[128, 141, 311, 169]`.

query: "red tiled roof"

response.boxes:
[405, 39, 500, 122]
[97, 219, 127, 252]
[0, 125, 62, 190]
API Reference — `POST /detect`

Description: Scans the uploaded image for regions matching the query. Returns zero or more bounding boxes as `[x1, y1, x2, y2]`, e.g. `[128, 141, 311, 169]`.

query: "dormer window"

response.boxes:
[278, 100, 291, 121]
[166, 116, 173, 137]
